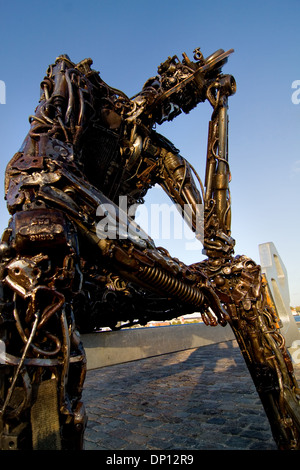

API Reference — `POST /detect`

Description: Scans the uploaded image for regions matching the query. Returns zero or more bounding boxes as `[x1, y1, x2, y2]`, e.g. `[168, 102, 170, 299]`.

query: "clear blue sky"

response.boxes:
[0, 0, 299, 304]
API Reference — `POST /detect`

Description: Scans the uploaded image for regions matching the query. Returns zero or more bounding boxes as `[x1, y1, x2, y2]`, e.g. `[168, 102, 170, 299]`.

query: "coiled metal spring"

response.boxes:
[139, 265, 204, 306]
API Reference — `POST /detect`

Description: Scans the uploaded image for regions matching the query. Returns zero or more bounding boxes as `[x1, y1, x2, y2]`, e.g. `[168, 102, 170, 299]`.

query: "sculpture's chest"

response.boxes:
[82, 125, 124, 200]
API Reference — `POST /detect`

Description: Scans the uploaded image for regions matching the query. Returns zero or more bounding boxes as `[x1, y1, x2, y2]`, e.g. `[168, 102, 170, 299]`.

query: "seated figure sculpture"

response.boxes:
[0, 47, 300, 450]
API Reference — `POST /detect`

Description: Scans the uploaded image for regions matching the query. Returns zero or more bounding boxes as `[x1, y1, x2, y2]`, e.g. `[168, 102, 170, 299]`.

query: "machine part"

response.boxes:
[30, 379, 61, 450]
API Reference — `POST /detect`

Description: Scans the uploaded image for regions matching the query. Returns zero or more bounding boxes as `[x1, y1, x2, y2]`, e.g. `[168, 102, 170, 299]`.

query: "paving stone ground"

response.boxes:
[82, 339, 300, 451]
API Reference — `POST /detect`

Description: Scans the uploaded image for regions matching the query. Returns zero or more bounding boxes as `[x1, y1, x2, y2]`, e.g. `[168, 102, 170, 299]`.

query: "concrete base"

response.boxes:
[259, 242, 300, 364]
[82, 323, 235, 370]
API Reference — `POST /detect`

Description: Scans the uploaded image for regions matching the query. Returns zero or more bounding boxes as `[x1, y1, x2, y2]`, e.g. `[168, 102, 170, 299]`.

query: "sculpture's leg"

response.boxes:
[200, 92, 300, 449]
[198, 256, 300, 449]
[229, 269, 300, 449]
[0, 211, 87, 450]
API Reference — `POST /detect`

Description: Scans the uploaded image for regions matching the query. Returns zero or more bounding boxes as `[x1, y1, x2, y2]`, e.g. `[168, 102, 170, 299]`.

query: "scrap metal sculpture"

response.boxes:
[1, 47, 300, 450]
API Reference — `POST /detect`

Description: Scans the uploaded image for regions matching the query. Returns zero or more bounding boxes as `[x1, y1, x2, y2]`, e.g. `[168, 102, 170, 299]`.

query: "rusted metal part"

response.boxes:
[0, 46, 299, 450]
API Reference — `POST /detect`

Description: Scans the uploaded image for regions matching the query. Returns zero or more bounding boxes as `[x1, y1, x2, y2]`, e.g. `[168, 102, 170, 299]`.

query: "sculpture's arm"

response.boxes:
[126, 87, 236, 258]
[124, 48, 234, 127]
[120, 47, 236, 256]
[128, 131, 204, 240]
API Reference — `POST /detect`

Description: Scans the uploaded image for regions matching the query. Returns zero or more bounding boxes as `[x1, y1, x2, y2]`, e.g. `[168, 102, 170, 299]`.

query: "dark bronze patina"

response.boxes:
[0, 47, 300, 450]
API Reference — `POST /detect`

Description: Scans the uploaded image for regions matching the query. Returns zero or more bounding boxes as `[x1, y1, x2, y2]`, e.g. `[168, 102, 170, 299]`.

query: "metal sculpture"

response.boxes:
[0, 47, 300, 450]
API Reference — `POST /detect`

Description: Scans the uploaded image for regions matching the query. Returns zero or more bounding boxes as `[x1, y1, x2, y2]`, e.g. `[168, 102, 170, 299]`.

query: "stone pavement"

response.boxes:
[82, 339, 300, 451]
